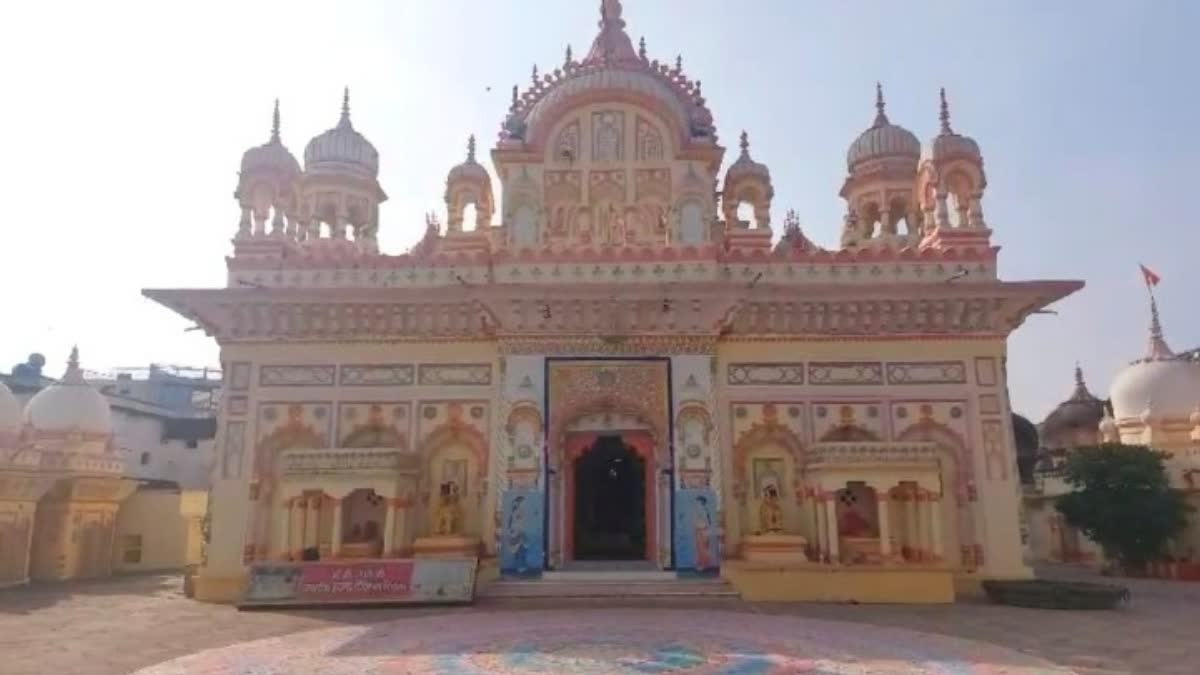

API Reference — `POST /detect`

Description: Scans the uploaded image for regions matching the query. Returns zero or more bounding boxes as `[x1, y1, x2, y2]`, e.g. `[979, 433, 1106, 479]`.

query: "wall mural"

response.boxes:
[674, 487, 719, 574]
[499, 489, 543, 575]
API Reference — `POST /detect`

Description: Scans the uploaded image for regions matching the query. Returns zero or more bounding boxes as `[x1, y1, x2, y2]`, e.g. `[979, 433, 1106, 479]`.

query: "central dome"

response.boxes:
[1109, 299, 1200, 421]
[502, 0, 715, 146]
[846, 84, 920, 170]
[304, 88, 380, 179]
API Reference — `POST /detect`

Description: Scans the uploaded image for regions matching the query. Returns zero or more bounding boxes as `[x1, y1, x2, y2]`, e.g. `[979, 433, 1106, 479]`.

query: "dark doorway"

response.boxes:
[573, 435, 646, 560]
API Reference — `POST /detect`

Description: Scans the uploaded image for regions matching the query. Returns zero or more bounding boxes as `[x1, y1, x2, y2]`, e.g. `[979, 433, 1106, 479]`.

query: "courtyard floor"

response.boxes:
[0, 565, 1193, 675]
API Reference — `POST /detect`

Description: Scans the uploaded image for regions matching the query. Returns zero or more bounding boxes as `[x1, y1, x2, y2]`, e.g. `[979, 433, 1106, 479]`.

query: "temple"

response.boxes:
[145, 0, 1081, 603]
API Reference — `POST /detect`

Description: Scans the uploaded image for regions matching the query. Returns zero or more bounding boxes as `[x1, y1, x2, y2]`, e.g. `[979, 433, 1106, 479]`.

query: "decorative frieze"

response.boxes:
[727, 363, 805, 386]
[259, 365, 336, 387]
[227, 396, 249, 417]
[339, 364, 415, 386]
[808, 362, 883, 386]
[222, 421, 246, 481]
[806, 442, 941, 466]
[886, 361, 967, 385]
[974, 357, 999, 387]
[500, 335, 718, 356]
[418, 364, 492, 386]
[278, 448, 418, 476]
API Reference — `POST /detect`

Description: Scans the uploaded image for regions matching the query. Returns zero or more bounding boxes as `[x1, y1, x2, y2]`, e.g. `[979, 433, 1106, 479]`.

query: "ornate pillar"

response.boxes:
[288, 497, 305, 559]
[968, 192, 986, 230]
[330, 498, 344, 559]
[271, 496, 290, 559]
[237, 206, 252, 238]
[929, 493, 945, 560]
[935, 188, 951, 228]
[876, 486, 892, 561]
[383, 499, 398, 557]
[811, 494, 824, 561]
[904, 487, 919, 561]
[823, 493, 840, 563]
[304, 495, 320, 550]
[880, 207, 895, 236]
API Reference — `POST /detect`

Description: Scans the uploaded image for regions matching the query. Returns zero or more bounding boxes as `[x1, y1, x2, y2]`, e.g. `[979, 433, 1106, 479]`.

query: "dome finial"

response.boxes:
[600, 0, 624, 27]
[874, 82, 889, 126]
[466, 134, 477, 163]
[739, 130, 750, 156]
[271, 98, 281, 143]
[565, 44, 574, 67]
[1074, 361, 1085, 386]
[639, 36, 647, 60]
[339, 86, 352, 128]
[939, 88, 953, 135]
[63, 345, 84, 385]
[510, 84, 519, 111]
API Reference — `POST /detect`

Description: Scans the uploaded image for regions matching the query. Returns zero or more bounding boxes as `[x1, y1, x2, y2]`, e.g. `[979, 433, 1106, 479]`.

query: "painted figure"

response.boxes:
[759, 484, 784, 534]
[434, 481, 462, 536]
[505, 495, 530, 572]
[693, 495, 713, 570]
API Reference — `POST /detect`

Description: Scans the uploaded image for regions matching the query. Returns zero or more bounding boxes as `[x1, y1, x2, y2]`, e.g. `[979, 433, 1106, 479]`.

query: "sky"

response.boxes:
[1, 0, 1197, 422]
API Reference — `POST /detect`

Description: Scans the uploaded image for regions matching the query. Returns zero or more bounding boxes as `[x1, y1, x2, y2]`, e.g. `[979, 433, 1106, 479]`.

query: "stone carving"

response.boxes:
[339, 365, 415, 386]
[259, 365, 336, 387]
[728, 363, 805, 386]
[553, 119, 581, 163]
[974, 357, 999, 387]
[418, 364, 493, 386]
[886, 361, 967, 385]
[635, 116, 664, 161]
[807, 442, 941, 466]
[279, 448, 415, 475]
[591, 110, 625, 162]
[808, 362, 884, 386]
[758, 483, 785, 534]
[229, 362, 252, 391]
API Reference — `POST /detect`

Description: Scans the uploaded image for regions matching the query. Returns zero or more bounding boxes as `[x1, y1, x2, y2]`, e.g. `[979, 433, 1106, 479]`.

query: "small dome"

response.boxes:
[22, 347, 112, 437]
[240, 100, 301, 176]
[0, 380, 20, 435]
[847, 84, 920, 170]
[726, 131, 770, 182]
[304, 88, 380, 179]
[447, 135, 490, 184]
[1110, 296, 1200, 421]
[932, 89, 981, 162]
[1040, 366, 1106, 441]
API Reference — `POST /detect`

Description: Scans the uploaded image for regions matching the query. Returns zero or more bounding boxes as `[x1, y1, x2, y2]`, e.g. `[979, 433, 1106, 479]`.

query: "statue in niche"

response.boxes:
[434, 481, 463, 536]
[758, 484, 785, 534]
[576, 208, 593, 244]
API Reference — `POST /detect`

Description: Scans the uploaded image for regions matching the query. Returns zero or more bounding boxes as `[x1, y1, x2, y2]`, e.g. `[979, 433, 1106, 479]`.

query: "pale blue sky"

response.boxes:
[1, 0, 1196, 422]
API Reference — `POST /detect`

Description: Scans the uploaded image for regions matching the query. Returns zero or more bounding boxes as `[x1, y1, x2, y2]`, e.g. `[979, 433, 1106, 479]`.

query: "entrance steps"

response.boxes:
[482, 571, 740, 599]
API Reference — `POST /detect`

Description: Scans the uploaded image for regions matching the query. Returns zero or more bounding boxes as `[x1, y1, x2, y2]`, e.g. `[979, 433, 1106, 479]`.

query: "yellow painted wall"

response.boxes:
[0, 500, 36, 587]
[723, 561, 955, 604]
[113, 489, 207, 573]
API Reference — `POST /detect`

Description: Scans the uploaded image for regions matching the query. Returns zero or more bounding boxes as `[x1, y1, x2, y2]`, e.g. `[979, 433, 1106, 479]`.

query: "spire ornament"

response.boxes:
[739, 130, 750, 157]
[639, 36, 647, 60]
[466, 134, 477, 163]
[939, 88, 953, 135]
[63, 345, 85, 385]
[338, 86, 352, 128]
[270, 98, 281, 143]
[873, 82, 890, 126]
[565, 44, 573, 67]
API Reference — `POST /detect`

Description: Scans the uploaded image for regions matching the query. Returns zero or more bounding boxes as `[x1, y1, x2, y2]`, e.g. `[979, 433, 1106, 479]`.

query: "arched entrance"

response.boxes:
[569, 434, 653, 561]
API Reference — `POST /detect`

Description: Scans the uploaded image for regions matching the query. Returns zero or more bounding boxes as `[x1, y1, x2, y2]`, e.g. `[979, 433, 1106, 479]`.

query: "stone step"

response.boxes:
[483, 575, 739, 599]
[543, 570, 676, 582]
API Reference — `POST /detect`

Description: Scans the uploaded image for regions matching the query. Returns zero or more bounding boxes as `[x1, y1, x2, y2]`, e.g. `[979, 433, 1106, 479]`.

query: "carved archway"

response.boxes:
[254, 405, 327, 488]
[731, 420, 806, 503]
[341, 404, 407, 449]
[418, 419, 489, 500]
[895, 413, 971, 569]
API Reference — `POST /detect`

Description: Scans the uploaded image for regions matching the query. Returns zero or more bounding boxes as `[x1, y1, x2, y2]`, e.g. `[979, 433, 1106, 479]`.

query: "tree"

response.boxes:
[1055, 444, 1192, 569]
[1011, 413, 1040, 485]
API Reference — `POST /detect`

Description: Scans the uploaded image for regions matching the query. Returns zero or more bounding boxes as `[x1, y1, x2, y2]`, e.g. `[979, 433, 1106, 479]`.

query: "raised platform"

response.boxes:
[723, 560, 955, 604]
[483, 570, 738, 599]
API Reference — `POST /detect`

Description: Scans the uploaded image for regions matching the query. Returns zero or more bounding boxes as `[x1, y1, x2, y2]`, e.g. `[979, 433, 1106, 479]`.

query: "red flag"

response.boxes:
[1140, 264, 1161, 287]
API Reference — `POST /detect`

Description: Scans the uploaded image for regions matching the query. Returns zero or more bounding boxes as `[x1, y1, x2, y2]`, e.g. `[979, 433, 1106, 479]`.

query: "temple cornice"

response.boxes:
[144, 279, 1078, 343]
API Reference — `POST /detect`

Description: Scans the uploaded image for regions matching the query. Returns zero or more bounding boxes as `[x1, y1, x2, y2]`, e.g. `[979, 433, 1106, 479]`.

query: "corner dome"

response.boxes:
[304, 88, 380, 179]
[726, 131, 770, 182]
[847, 84, 920, 170]
[447, 135, 490, 184]
[240, 100, 301, 176]
[22, 347, 112, 437]
[0, 380, 20, 435]
[931, 89, 981, 162]
[1040, 366, 1106, 440]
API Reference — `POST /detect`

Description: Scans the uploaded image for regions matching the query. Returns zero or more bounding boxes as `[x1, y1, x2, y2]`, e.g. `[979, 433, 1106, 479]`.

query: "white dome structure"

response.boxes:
[22, 347, 113, 437]
[1109, 296, 1200, 421]
[304, 88, 380, 179]
[846, 84, 920, 170]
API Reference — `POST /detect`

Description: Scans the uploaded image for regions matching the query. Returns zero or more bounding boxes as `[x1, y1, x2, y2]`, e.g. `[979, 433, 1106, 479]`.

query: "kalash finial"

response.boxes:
[339, 86, 352, 128]
[565, 44, 574, 67]
[639, 36, 647, 60]
[510, 84, 519, 111]
[63, 345, 85, 385]
[874, 82, 890, 126]
[270, 98, 281, 143]
[739, 130, 750, 156]
[675, 55, 683, 72]
[939, 88, 953, 135]
[600, 0, 624, 26]
[531, 64, 539, 87]
[466, 134, 477, 163]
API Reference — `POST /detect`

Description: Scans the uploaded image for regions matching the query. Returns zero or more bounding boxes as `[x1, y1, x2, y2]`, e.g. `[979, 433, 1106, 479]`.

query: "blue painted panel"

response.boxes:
[674, 488, 719, 573]
[499, 489, 544, 575]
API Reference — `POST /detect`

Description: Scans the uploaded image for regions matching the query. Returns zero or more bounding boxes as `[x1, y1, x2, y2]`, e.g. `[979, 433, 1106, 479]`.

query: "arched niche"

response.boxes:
[677, 199, 706, 244]
[896, 416, 968, 567]
[419, 423, 488, 538]
[511, 204, 539, 246]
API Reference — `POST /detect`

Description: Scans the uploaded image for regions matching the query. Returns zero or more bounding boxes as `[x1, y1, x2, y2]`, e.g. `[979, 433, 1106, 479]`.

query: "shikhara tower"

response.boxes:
[148, 1, 1081, 603]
